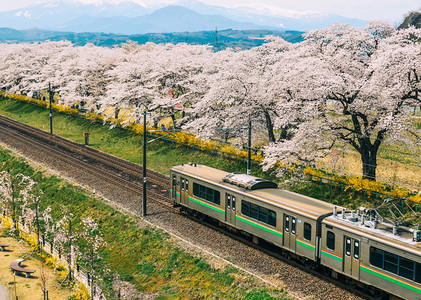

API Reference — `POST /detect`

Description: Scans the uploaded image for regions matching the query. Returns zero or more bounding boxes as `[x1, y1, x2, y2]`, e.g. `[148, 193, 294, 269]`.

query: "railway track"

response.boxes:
[0, 115, 372, 299]
[0, 115, 172, 210]
[0, 115, 169, 186]
[186, 213, 377, 300]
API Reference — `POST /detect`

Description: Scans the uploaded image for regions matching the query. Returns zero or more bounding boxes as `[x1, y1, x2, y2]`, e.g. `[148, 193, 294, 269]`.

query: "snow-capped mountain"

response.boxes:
[0, 0, 367, 34]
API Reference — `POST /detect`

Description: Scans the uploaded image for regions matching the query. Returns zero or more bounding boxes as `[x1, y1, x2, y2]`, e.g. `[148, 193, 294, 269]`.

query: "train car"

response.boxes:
[170, 164, 421, 299]
[320, 210, 421, 299]
[170, 163, 337, 264]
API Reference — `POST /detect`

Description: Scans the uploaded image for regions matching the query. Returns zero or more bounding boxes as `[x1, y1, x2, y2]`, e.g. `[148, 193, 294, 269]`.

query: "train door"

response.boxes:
[180, 177, 189, 205]
[283, 214, 296, 252]
[171, 174, 177, 202]
[343, 236, 360, 280]
[225, 193, 236, 226]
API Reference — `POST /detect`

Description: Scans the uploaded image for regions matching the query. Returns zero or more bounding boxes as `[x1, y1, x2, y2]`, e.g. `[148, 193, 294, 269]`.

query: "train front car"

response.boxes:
[169, 164, 336, 266]
[321, 209, 421, 299]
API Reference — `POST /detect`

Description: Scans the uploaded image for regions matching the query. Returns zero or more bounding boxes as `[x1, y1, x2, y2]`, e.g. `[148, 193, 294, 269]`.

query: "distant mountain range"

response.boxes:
[0, 27, 305, 49]
[0, 0, 368, 34]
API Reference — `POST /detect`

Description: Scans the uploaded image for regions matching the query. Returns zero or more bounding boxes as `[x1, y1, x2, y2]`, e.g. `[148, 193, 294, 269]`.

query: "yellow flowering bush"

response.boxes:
[304, 166, 421, 204]
[72, 280, 91, 299]
[0, 215, 14, 228]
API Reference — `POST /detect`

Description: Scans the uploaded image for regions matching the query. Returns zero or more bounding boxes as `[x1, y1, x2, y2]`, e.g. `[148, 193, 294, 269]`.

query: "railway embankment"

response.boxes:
[0, 147, 291, 299]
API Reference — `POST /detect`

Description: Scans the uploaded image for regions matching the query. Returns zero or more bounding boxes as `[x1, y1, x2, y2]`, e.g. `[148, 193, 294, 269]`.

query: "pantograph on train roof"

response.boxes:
[222, 172, 278, 190]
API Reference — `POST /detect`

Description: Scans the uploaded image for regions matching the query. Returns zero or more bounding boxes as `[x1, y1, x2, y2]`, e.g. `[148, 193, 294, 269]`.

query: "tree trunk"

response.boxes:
[264, 110, 276, 143]
[359, 141, 379, 180]
[11, 181, 16, 232]
[278, 126, 290, 141]
[170, 114, 176, 129]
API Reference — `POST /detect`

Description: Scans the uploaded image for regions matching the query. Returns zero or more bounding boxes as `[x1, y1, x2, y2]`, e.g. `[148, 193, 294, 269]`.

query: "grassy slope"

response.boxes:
[0, 98, 291, 298]
[0, 96, 384, 207]
[1, 96, 395, 210]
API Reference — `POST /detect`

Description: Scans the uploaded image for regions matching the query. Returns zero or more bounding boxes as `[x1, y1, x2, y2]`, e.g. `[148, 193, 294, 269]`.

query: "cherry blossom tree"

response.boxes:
[264, 22, 421, 180]
[0, 171, 17, 229]
[80, 216, 106, 298]
[0, 171, 47, 244]
[16, 174, 45, 250]
[51, 43, 118, 111]
[183, 38, 292, 144]
[0, 42, 71, 95]
[52, 207, 77, 279]
[0, 23, 420, 181]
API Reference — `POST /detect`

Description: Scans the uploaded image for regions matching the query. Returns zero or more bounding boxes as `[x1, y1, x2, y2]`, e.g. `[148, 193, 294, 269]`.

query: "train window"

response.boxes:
[241, 200, 276, 227]
[345, 238, 351, 256]
[304, 223, 311, 241]
[250, 203, 259, 219]
[285, 216, 290, 233]
[370, 247, 421, 283]
[384, 252, 398, 274]
[200, 185, 207, 199]
[214, 190, 221, 205]
[326, 231, 335, 250]
[172, 175, 176, 187]
[268, 210, 276, 227]
[172, 175, 177, 198]
[192, 183, 220, 205]
[353, 241, 359, 260]
[232, 196, 236, 211]
[416, 263, 421, 284]
[291, 217, 296, 235]
[369, 247, 383, 268]
[242, 200, 250, 215]
[185, 180, 189, 192]
[226, 194, 231, 209]
[193, 182, 199, 195]
[181, 178, 184, 191]
[206, 188, 213, 201]
[399, 257, 415, 281]
[259, 207, 268, 223]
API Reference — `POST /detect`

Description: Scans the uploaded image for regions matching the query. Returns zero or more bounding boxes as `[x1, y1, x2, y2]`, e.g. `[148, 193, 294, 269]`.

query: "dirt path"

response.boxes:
[0, 227, 73, 300]
[0, 282, 9, 300]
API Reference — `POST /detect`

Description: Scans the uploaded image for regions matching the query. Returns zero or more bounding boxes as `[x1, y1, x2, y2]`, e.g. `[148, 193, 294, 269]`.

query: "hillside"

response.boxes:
[399, 10, 421, 29]
[0, 27, 304, 49]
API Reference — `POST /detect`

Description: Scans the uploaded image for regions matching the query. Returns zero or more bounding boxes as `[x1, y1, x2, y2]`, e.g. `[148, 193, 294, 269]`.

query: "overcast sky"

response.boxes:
[0, 0, 420, 21]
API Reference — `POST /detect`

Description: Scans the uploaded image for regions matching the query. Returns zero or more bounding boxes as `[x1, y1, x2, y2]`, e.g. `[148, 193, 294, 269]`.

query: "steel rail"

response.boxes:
[0, 115, 168, 186]
[0, 122, 173, 210]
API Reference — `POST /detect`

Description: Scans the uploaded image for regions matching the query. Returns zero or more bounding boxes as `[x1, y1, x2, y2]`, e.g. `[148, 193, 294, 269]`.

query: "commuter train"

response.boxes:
[170, 164, 421, 300]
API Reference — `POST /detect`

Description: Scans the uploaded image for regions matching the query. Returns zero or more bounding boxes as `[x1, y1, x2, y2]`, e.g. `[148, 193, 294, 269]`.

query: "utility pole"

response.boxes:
[247, 114, 252, 175]
[214, 27, 219, 52]
[49, 83, 53, 135]
[142, 112, 150, 217]
[143, 112, 147, 217]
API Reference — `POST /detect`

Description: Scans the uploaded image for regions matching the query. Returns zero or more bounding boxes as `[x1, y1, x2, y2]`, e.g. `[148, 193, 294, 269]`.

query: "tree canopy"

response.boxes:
[0, 21, 420, 180]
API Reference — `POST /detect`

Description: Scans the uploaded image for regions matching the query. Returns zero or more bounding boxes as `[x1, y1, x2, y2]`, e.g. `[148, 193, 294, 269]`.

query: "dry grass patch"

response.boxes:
[0, 227, 73, 300]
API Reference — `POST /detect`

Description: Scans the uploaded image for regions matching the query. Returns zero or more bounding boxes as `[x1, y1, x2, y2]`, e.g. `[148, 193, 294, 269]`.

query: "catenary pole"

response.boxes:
[247, 114, 251, 175]
[49, 82, 53, 135]
[142, 112, 147, 217]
